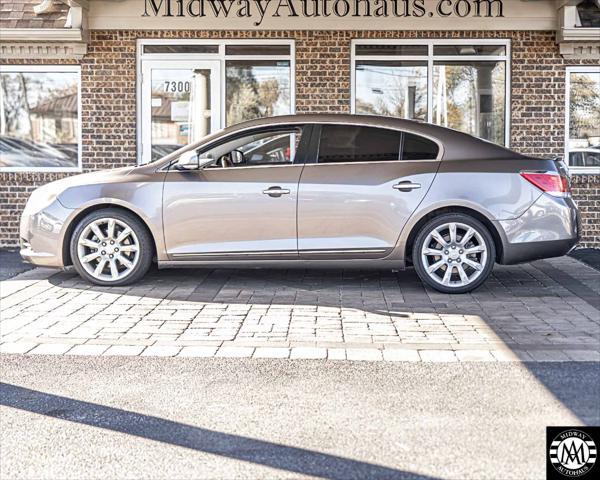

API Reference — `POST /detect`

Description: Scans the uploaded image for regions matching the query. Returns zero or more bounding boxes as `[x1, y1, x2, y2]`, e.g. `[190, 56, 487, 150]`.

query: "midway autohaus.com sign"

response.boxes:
[142, 0, 505, 26]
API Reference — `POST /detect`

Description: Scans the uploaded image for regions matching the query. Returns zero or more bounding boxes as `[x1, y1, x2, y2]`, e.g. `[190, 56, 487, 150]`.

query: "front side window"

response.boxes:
[318, 125, 402, 163]
[0, 67, 80, 171]
[200, 127, 304, 168]
[566, 68, 600, 173]
[353, 42, 509, 146]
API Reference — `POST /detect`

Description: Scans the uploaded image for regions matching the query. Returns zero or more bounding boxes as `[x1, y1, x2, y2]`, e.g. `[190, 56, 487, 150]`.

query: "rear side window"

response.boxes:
[318, 125, 402, 163]
[402, 133, 439, 160]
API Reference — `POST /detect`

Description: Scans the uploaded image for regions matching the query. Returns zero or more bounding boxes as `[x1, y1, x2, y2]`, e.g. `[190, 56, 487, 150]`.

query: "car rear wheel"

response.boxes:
[70, 208, 153, 286]
[412, 213, 495, 294]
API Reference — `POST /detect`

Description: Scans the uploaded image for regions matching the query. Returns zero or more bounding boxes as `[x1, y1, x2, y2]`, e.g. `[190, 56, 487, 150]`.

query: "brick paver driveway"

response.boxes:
[1, 257, 599, 362]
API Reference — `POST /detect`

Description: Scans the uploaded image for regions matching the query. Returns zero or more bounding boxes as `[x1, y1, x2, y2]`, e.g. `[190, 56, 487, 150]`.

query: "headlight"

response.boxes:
[23, 182, 64, 216]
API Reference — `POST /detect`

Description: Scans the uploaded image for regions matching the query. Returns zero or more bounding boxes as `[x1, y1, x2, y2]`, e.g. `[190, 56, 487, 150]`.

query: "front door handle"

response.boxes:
[393, 181, 421, 192]
[263, 186, 291, 197]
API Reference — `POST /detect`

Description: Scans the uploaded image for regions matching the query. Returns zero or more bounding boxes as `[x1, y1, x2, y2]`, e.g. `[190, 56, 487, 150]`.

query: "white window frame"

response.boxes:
[137, 39, 296, 165]
[351, 39, 511, 147]
[0, 64, 82, 173]
[565, 66, 600, 175]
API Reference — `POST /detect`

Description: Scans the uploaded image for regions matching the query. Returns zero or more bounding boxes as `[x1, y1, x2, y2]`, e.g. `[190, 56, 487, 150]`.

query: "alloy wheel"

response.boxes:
[76, 217, 140, 282]
[420, 222, 488, 288]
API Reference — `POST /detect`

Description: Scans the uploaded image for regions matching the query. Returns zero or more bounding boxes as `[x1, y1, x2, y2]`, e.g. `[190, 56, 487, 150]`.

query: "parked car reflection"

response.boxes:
[0, 136, 77, 168]
[568, 146, 600, 168]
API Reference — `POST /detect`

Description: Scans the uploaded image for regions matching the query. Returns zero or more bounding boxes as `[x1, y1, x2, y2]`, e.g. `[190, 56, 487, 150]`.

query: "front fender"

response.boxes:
[58, 180, 167, 262]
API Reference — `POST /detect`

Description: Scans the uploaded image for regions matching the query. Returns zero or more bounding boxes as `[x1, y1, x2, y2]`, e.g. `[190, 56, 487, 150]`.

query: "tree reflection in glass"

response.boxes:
[0, 71, 79, 169]
[226, 60, 291, 126]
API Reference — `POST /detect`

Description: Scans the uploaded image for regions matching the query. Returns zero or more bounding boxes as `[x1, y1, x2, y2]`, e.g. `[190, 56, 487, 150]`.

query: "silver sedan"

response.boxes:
[20, 114, 579, 293]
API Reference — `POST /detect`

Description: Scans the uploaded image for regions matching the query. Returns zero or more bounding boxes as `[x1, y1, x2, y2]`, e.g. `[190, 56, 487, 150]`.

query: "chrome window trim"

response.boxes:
[160, 124, 308, 172]
[313, 124, 442, 165]
[159, 120, 445, 173]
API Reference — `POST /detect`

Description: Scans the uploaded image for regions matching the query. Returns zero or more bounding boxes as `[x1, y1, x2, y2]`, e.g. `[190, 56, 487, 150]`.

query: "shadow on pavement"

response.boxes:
[0, 249, 33, 281]
[569, 248, 600, 273]
[0, 382, 440, 480]
[524, 363, 600, 425]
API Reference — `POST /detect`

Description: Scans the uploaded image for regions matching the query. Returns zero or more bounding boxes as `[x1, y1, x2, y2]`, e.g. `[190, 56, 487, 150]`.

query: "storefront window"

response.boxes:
[566, 67, 600, 173]
[355, 61, 427, 121]
[226, 60, 291, 126]
[139, 41, 294, 164]
[0, 66, 80, 171]
[433, 61, 505, 146]
[353, 41, 509, 146]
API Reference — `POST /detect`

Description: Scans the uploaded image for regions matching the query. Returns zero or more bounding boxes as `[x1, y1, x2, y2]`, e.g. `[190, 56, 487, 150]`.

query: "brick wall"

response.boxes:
[1, 30, 598, 248]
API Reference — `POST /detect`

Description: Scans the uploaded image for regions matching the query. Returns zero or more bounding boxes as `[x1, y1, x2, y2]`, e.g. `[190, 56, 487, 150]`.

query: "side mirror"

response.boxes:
[230, 150, 244, 164]
[175, 150, 199, 170]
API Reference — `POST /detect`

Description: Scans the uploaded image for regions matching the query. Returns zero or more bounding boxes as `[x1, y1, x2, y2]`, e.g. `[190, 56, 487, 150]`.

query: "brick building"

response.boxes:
[0, 0, 599, 247]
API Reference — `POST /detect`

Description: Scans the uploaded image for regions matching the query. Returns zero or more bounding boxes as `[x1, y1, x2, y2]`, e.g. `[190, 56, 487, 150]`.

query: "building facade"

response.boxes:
[1, 0, 599, 247]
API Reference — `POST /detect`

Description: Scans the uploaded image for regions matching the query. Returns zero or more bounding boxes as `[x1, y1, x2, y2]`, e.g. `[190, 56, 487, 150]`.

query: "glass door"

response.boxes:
[140, 60, 220, 164]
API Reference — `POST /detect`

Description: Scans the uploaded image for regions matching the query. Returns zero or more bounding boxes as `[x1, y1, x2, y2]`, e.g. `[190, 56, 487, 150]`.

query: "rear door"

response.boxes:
[297, 124, 440, 258]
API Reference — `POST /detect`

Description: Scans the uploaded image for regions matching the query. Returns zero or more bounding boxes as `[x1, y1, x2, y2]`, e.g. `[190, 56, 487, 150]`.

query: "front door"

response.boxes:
[297, 124, 440, 258]
[140, 60, 220, 164]
[163, 126, 310, 258]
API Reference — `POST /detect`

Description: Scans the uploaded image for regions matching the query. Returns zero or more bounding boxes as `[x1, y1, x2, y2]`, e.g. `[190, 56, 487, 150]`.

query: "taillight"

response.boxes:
[520, 171, 570, 197]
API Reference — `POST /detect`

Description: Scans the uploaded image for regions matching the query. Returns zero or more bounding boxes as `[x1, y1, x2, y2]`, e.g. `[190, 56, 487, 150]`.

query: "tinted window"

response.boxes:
[318, 125, 401, 163]
[402, 133, 439, 160]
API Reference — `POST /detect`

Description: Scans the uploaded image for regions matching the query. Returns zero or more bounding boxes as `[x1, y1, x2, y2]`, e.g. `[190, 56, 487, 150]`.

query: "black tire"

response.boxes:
[412, 213, 496, 294]
[70, 208, 153, 286]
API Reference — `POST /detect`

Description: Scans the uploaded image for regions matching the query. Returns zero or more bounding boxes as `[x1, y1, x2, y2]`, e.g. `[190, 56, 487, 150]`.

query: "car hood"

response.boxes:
[54, 167, 136, 191]
[27, 167, 136, 209]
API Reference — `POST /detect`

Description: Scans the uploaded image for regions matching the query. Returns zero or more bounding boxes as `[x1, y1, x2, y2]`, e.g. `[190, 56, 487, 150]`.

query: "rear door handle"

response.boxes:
[263, 186, 291, 197]
[393, 181, 421, 192]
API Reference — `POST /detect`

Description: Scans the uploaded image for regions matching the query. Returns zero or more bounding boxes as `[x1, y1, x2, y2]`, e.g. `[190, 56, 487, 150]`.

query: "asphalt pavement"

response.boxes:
[1, 355, 599, 480]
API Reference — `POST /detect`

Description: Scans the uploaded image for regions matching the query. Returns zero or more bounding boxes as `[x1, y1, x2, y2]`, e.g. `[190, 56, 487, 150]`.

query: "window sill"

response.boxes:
[568, 168, 600, 175]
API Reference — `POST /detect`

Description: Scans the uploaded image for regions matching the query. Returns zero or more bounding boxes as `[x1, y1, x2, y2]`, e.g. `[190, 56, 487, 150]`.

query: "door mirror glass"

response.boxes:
[230, 150, 244, 164]
[175, 150, 200, 170]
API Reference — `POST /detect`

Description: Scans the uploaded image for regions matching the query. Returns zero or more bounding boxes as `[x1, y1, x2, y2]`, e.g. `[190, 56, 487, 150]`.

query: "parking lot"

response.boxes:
[2, 253, 600, 479]
[2, 255, 599, 363]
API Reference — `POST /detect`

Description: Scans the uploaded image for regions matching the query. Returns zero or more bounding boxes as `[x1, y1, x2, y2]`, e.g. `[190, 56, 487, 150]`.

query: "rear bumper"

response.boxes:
[500, 238, 578, 265]
[496, 194, 580, 265]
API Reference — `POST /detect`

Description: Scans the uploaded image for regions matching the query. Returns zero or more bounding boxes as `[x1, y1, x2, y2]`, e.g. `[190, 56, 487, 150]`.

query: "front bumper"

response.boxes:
[496, 194, 580, 265]
[19, 198, 74, 268]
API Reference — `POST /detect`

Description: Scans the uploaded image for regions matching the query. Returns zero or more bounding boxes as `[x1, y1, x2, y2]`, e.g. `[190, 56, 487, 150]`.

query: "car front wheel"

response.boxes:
[412, 213, 495, 294]
[70, 208, 153, 286]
